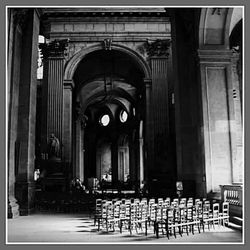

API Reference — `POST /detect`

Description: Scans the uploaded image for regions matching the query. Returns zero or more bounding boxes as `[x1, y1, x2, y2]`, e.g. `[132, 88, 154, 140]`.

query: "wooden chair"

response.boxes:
[202, 203, 220, 230]
[219, 202, 229, 226]
[201, 201, 212, 231]
[176, 206, 191, 236]
[141, 198, 148, 205]
[187, 197, 193, 205]
[136, 202, 148, 235]
[195, 198, 201, 205]
[154, 205, 168, 238]
[119, 203, 128, 233]
[211, 203, 220, 227]
[101, 201, 121, 232]
[164, 197, 171, 206]
[133, 198, 140, 204]
[173, 198, 179, 204]
[97, 201, 110, 231]
[192, 201, 202, 233]
[165, 206, 177, 239]
[171, 201, 178, 208]
[127, 203, 138, 234]
[94, 199, 103, 226]
[148, 203, 157, 227]
[179, 199, 186, 208]
[157, 198, 164, 205]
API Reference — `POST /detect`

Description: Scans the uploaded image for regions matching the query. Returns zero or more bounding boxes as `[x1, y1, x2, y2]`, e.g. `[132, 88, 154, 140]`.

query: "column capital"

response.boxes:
[145, 39, 171, 58]
[64, 79, 75, 89]
[39, 39, 69, 59]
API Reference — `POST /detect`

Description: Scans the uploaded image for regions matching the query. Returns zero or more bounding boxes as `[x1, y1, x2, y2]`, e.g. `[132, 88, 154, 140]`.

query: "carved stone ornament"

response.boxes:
[48, 133, 60, 158]
[145, 39, 171, 57]
[212, 8, 221, 15]
[39, 39, 69, 59]
[103, 38, 112, 50]
[75, 102, 88, 128]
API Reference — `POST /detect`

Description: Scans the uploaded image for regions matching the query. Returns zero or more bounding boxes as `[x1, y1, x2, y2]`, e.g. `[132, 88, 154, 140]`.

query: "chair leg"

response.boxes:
[119, 221, 123, 233]
[155, 222, 159, 238]
[129, 221, 132, 235]
[179, 225, 182, 237]
[191, 224, 195, 234]
[166, 223, 169, 239]
[197, 222, 201, 233]
[173, 226, 176, 238]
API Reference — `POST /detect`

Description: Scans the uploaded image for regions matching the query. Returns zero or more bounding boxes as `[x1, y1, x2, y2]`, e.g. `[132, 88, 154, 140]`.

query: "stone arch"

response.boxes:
[199, 8, 234, 48]
[229, 7, 243, 36]
[64, 43, 151, 81]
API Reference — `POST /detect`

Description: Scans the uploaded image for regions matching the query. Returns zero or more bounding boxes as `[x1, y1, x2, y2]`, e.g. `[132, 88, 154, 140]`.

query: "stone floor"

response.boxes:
[7, 212, 243, 244]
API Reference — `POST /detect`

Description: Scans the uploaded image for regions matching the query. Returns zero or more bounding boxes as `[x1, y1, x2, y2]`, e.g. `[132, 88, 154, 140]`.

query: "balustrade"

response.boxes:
[220, 185, 242, 206]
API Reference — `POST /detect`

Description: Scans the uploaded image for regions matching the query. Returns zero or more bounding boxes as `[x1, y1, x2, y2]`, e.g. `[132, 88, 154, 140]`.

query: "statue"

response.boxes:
[48, 133, 60, 159]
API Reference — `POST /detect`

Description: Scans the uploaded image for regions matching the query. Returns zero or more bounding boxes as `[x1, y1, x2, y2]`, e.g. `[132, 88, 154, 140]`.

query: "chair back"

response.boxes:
[222, 202, 229, 215]
[212, 203, 220, 218]
[173, 198, 179, 204]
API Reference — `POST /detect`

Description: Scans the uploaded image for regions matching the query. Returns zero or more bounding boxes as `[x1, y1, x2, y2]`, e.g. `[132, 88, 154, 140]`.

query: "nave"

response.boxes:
[8, 196, 243, 243]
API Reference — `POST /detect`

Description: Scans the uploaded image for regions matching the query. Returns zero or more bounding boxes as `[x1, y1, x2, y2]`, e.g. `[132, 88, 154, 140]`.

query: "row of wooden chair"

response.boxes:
[94, 197, 230, 238]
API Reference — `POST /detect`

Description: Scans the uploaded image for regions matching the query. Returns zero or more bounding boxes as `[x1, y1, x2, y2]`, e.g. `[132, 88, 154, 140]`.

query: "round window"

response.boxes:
[120, 110, 128, 123]
[100, 114, 110, 126]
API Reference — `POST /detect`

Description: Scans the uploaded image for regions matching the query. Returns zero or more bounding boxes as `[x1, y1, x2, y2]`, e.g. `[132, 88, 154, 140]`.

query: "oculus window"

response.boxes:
[100, 114, 110, 126]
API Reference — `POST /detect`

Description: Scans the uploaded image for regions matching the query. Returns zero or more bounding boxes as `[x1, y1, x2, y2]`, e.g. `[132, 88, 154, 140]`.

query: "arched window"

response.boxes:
[119, 110, 128, 123]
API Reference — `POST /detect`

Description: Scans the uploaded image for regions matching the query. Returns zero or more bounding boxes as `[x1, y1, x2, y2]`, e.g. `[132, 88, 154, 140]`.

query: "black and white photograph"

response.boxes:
[6, 4, 244, 244]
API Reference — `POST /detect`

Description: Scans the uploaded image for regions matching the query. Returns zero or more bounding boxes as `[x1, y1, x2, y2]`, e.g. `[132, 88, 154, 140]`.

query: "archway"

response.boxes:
[72, 45, 149, 190]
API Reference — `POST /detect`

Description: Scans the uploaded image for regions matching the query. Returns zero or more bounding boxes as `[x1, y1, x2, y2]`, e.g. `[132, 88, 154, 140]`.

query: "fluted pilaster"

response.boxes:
[40, 39, 68, 156]
[151, 57, 169, 141]
[146, 39, 170, 174]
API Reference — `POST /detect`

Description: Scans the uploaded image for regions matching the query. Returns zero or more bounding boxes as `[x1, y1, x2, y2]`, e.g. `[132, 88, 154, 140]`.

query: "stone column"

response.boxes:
[144, 78, 153, 183]
[15, 9, 40, 215]
[111, 139, 118, 186]
[146, 39, 170, 176]
[139, 120, 144, 189]
[63, 80, 74, 171]
[8, 9, 29, 218]
[231, 51, 243, 184]
[198, 49, 235, 193]
[75, 104, 87, 181]
[40, 39, 68, 155]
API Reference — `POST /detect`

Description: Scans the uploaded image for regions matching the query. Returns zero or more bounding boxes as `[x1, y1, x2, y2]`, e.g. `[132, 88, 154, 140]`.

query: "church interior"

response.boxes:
[7, 7, 243, 243]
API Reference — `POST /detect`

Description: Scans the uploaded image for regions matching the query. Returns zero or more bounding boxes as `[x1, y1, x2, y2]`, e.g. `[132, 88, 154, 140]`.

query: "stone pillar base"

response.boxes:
[19, 207, 35, 216]
[8, 196, 20, 218]
[15, 181, 35, 215]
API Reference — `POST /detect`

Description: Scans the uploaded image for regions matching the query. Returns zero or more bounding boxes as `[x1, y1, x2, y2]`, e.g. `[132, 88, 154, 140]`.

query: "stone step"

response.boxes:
[228, 216, 243, 231]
